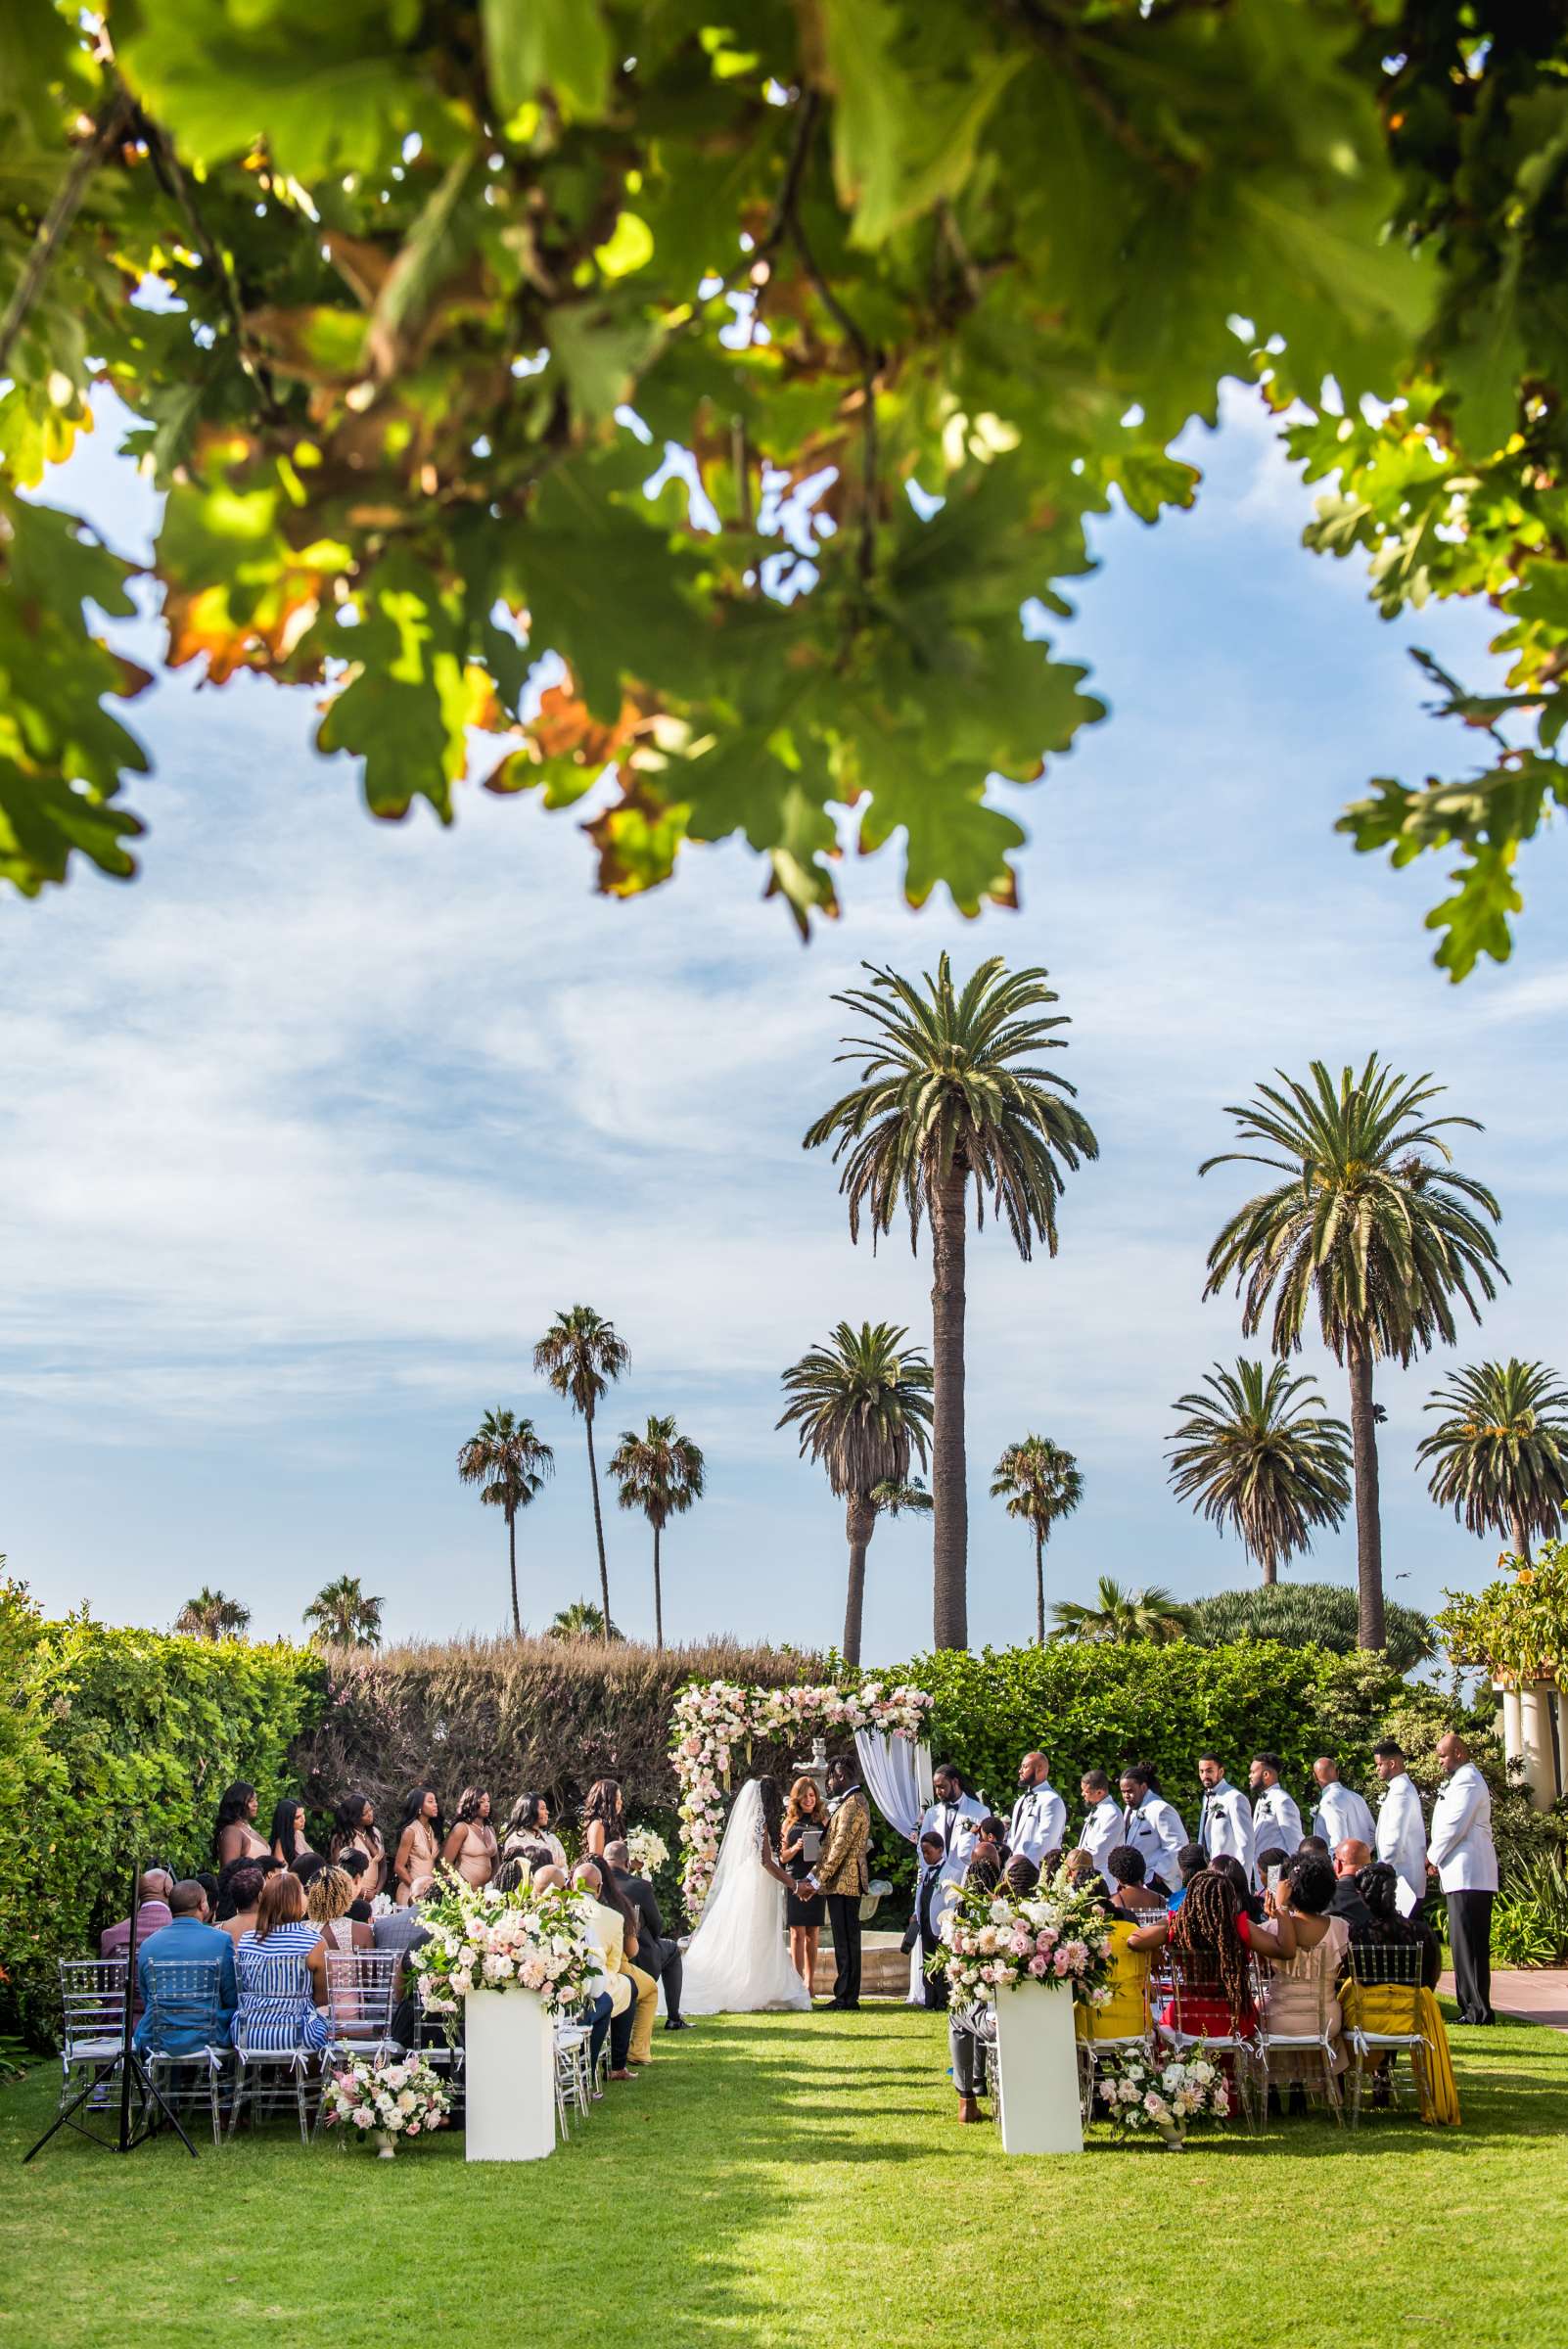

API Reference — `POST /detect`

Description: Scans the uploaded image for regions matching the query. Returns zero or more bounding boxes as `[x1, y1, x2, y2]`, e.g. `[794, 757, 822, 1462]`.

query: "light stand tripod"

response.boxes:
[23, 1854, 199, 2162]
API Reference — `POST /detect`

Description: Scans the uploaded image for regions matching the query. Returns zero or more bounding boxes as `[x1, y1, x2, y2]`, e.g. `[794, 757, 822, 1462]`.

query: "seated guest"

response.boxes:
[235, 1870, 329, 2052]
[586, 1856, 658, 2070]
[1105, 1846, 1165, 1916]
[1003, 1855, 1040, 1898]
[1260, 1852, 1350, 2072]
[1329, 1839, 1374, 1928]
[604, 1837, 689, 2033]
[134, 1879, 237, 2051]
[1167, 1843, 1208, 1911]
[1209, 1852, 1265, 1923]
[963, 1849, 1002, 1896]
[269, 1798, 315, 1869]
[972, 1816, 1007, 1869]
[293, 1851, 327, 1892]
[1063, 1848, 1104, 1897]
[214, 1865, 265, 1946]
[1078, 1909, 1154, 2046]
[328, 1794, 386, 1900]
[948, 1995, 991, 2126]
[1254, 1843, 1290, 1894]
[501, 1792, 567, 1870]
[573, 1862, 637, 2081]
[1340, 1863, 1458, 2125]
[373, 1874, 435, 1958]
[530, 1864, 569, 1894]
[336, 1846, 374, 1920]
[101, 1869, 174, 1961]
[1129, 1868, 1296, 2038]
[490, 1858, 528, 1895]
[307, 1862, 373, 1957]
[1296, 1834, 1331, 1863]
[1351, 1862, 1442, 1992]
[194, 1872, 220, 1916]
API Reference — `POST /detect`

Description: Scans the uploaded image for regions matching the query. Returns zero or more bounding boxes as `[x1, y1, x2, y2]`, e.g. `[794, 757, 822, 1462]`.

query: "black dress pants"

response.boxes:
[1446, 1888, 1495, 2022]
[826, 1893, 862, 2006]
[645, 1935, 684, 2021]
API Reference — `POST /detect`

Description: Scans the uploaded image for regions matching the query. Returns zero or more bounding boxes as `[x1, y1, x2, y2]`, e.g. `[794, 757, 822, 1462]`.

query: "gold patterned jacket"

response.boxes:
[814, 1789, 870, 1898]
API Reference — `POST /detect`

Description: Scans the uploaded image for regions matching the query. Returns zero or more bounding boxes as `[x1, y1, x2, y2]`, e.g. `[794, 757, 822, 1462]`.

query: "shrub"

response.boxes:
[1493, 1846, 1568, 1968]
[1186, 1583, 1437, 1675]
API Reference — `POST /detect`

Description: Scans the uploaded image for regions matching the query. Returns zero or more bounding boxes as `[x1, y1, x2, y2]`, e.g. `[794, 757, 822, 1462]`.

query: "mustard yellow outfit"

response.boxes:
[1339, 1980, 1461, 2125]
[1076, 1918, 1151, 2043]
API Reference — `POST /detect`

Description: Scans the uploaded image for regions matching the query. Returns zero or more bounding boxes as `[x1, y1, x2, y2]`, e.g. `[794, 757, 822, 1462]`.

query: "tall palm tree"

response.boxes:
[1201, 1056, 1504, 1650]
[548, 1598, 621, 1640]
[302, 1574, 384, 1649]
[609, 1413, 706, 1651]
[1418, 1358, 1568, 1564]
[174, 1586, 251, 1640]
[804, 956, 1097, 1651]
[990, 1436, 1084, 1643]
[777, 1319, 935, 1666]
[1048, 1576, 1192, 1645]
[533, 1305, 629, 1641]
[1167, 1359, 1352, 1587]
[456, 1406, 555, 1635]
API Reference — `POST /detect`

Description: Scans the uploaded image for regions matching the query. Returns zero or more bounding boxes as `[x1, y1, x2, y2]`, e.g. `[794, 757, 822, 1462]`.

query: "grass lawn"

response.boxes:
[4, 2004, 1568, 2349]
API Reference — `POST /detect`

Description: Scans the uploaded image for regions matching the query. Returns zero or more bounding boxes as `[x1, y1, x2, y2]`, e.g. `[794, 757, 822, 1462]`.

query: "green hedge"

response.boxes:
[0, 1584, 325, 2043]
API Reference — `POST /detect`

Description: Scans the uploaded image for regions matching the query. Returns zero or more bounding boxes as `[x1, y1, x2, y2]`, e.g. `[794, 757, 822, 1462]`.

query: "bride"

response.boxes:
[680, 1776, 812, 2013]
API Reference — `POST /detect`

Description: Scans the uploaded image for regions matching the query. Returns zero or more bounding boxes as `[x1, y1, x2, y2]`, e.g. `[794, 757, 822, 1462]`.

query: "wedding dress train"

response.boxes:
[679, 1779, 812, 2014]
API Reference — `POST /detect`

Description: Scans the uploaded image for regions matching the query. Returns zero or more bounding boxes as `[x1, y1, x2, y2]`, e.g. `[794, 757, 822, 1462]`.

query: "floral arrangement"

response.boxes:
[1093, 2048, 1231, 2137]
[321, 2053, 451, 2151]
[669, 1676, 934, 1914]
[407, 1872, 596, 2018]
[928, 1871, 1116, 2006]
[368, 1891, 395, 1919]
[626, 1824, 669, 1875]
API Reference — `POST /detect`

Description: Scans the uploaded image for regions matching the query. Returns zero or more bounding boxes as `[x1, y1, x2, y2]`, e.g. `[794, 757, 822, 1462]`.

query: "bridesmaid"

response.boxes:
[213, 1782, 270, 1870]
[269, 1797, 316, 1870]
[443, 1788, 498, 1887]
[501, 1791, 567, 1871]
[329, 1792, 386, 1900]
[582, 1778, 626, 1860]
[392, 1786, 442, 1905]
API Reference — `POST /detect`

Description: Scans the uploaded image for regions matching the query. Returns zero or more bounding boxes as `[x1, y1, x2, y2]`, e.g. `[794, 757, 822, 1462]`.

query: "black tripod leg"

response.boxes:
[128, 2055, 199, 2157]
[23, 2065, 116, 2164]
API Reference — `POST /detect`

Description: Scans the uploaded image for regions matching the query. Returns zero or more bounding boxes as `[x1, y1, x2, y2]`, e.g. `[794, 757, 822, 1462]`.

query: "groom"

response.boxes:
[802, 1755, 870, 2011]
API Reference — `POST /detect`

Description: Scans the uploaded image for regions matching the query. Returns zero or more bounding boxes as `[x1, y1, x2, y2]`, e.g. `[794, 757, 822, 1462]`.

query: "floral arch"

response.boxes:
[669, 1677, 934, 1915]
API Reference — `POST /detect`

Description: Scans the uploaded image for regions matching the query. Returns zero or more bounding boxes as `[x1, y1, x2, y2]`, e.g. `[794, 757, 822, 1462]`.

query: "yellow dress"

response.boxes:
[1076, 1918, 1151, 2043]
[1339, 1980, 1461, 2125]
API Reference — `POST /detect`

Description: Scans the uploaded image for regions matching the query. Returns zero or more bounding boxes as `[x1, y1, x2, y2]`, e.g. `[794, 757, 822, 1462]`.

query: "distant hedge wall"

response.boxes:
[0, 1584, 325, 2042]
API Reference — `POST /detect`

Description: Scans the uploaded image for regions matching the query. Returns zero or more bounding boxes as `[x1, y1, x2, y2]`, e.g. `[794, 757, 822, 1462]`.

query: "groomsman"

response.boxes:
[1372, 1739, 1428, 1915]
[917, 1763, 986, 1888]
[1429, 1731, 1498, 2025]
[1008, 1752, 1068, 1866]
[1078, 1769, 1123, 1885]
[1249, 1753, 1304, 1857]
[1196, 1753, 1255, 1876]
[1310, 1756, 1375, 1850]
[1117, 1764, 1187, 1889]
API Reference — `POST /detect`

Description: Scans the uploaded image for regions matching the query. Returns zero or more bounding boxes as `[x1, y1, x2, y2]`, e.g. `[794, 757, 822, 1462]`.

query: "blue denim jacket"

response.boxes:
[134, 1917, 238, 2051]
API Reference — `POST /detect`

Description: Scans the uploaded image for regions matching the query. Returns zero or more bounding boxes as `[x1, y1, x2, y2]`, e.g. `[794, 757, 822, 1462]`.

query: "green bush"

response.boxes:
[1493, 1846, 1568, 1968]
[1186, 1584, 1437, 1675]
[0, 1585, 325, 2044]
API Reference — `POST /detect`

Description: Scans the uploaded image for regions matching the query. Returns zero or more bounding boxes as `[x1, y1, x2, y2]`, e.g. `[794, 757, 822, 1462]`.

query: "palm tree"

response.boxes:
[870, 1475, 934, 1518]
[609, 1414, 706, 1651]
[1418, 1358, 1568, 1564]
[533, 1306, 629, 1640]
[548, 1598, 621, 1640]
[804, 956, 1097, 1651]
[777, 1319, 935, 1666]
[302, 1574, 384, 1648]
[990, 1437, 1084, 1643]
[1167, 1359, 1352, 1588]
[1201, 1056, 1504, 1650]
[174, 1586, 251, 1640]
[456, 1406, 555, 1635]
[1048, 1576, 1192, 1645]
[1186, 1582, 1437, 1675]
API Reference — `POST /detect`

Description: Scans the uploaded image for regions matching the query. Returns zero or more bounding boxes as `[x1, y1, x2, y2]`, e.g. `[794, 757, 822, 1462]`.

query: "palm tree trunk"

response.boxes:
[1035, 1527, 1045, 1646]
[507, 1506, 521, 1636]
[653, 1522, 664, 1651]
[1347, 1331, 1386, 1650]
[931, 1165, 969, 1651]
[1261, 1543, 1277, 1588]
[584, 1409, 612, 1637]
[844, 1495, 875, 1667]
[1511, 1510, 1532, 1566]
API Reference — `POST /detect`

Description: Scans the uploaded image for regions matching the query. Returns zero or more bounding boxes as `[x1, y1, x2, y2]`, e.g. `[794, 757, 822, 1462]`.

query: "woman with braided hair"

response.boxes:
[1128, 1865, 1296, 2038]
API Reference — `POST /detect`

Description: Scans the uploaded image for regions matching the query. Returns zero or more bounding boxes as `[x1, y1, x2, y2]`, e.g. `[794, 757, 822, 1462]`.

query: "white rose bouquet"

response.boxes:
[626, 1824, 669, 1874]
[321, 2054, 451, 2151]
[931, 1871, 1116, 2006]
[1093, 2048, 1232, 2136]
[408, 1872, 596, 2019]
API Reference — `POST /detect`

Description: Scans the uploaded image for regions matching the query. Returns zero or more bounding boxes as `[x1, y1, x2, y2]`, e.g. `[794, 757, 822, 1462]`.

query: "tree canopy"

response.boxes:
[3, 3, 1565, 959]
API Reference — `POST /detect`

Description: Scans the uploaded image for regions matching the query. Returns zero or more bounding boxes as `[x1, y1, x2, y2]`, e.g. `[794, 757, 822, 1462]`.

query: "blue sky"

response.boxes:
[3, 390, 1564, 1660]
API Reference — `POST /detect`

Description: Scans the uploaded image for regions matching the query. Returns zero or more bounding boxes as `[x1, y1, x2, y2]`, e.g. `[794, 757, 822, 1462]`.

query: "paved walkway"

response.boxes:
[1440, 1966, 1568, 2030]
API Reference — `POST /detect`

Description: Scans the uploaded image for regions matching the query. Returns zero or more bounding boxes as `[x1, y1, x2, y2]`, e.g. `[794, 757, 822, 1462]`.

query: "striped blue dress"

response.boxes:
[235, 1923, 329, 2052]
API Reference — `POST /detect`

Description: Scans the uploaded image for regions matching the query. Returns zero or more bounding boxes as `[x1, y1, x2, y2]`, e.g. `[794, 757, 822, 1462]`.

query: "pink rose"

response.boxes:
[1027, 1955, 1048, 1977]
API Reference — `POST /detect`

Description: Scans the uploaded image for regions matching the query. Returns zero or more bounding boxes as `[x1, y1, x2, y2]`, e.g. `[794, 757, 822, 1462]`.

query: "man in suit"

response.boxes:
[133, 1879, 237, 2052]
[802, 1755, 870, 2010]
[1328, 1839, 1374, 1928]
[604, 1838, 690, 2033]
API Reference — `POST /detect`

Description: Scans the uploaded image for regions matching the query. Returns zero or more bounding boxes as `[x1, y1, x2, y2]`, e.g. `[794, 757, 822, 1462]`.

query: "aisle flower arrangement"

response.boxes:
[407, 1872, 596, 2018]
[321, 2054, 451, 2155]
[928, 1871, 1116, 2007]
[626, 1824, 669, 1874]
[669, 1676, 934, 1914]
[1092, 2048, 1231, 2145]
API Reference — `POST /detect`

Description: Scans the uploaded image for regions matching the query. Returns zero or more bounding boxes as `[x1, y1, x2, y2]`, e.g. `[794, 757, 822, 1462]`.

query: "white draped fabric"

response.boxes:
[854, 1729, 930, 1839]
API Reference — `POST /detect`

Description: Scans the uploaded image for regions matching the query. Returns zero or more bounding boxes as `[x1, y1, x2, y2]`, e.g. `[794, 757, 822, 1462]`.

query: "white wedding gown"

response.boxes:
[679, 1779, 811, 2013]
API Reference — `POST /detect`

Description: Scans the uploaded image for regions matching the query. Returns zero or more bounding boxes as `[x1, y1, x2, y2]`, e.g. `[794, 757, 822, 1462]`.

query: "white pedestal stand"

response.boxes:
[463, 1988, 555, 2162]
[992, 1984, 1084, 2155]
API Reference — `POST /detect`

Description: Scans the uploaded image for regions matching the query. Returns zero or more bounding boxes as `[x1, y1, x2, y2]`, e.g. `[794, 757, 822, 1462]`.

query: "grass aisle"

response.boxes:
[4, 2005, 1568, 2348]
